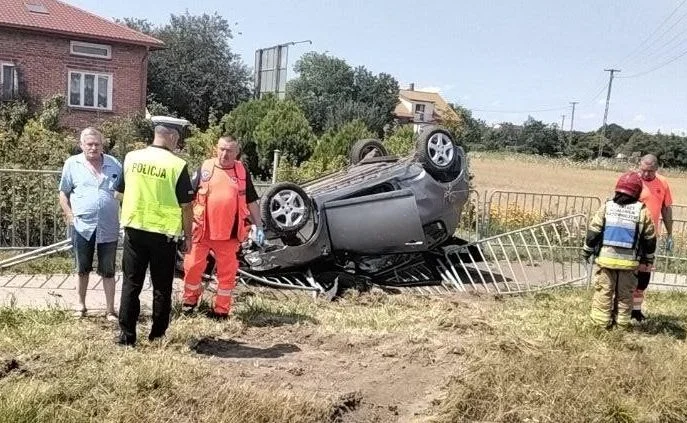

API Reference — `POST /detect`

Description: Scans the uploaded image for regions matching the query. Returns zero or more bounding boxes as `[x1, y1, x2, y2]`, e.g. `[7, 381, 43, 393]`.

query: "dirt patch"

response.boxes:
[187, 325, 461, 422]
[0, 358, 26, 379]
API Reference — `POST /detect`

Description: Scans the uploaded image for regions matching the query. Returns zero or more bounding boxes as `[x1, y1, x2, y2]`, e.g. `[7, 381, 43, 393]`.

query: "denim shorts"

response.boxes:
[71, 228, 117, 277]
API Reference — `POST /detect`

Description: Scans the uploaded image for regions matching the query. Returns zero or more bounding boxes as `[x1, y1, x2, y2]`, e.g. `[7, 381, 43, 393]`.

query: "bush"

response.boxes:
[312, 119, 375, 163]
[383, 124, 415, 157]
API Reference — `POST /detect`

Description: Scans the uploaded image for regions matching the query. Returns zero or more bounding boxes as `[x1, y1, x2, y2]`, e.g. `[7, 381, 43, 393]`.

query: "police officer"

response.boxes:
[116, 116, 194, 346]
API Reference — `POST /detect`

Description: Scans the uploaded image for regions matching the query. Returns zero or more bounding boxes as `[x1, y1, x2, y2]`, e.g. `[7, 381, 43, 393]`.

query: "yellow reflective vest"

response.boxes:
[120, 146, 187, 237]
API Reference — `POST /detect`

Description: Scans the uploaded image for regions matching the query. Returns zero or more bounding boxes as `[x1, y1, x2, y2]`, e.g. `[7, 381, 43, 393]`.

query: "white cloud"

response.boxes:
[633, 114, 646, 122]
[490, 100, 501, 106]
[580, 113, 596, 119]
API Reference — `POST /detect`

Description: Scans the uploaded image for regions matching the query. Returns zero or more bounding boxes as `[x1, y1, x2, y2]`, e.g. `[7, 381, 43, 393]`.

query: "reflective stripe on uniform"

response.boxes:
[596, 255, 639, 270]
[216, 288, 233, 296]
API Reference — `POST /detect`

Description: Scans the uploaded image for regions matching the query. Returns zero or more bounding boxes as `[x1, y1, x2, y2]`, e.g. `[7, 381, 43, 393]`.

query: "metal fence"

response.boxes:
[651, 218, 687, 288]
[1, 166, 686, 292]
[0, 169, 66, 250]
[480, 190, 602, 238]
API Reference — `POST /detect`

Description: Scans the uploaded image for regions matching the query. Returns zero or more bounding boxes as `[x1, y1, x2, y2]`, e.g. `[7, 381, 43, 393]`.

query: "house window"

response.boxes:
[70, 41, 111, 59]
[0, 63, 18, 101]
[414, 103, 426, 121]
[68, 70, 112, 110]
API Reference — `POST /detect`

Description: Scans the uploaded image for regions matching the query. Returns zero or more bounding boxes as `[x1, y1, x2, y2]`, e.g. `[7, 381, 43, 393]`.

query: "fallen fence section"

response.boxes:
[432, 214, 589, 294]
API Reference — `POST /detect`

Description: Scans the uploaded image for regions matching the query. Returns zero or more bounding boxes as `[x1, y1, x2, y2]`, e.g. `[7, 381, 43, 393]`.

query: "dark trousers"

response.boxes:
[119, 227, 178, 343]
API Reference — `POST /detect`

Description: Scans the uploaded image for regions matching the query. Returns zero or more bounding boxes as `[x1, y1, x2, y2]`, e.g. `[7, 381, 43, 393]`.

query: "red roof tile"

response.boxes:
[0, 0, 164, 48]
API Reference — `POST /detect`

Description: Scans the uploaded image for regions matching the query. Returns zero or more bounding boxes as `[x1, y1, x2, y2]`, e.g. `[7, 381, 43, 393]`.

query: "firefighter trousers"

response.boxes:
[590, 267, 637, 328]
[182, 238, 240, 315]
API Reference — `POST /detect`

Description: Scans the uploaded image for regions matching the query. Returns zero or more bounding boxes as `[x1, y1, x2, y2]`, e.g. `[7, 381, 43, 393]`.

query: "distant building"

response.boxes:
[393, 83, 460, 132]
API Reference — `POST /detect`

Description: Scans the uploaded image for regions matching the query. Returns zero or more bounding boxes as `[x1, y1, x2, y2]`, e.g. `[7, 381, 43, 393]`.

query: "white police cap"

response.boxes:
[150, 116, 190, 132]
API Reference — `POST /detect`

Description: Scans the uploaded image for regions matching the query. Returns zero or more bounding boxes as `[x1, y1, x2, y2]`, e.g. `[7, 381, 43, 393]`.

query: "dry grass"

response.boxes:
[434, 289, 687, 423]
[1, 289, 687, 422]
[469, 152, 687, 203]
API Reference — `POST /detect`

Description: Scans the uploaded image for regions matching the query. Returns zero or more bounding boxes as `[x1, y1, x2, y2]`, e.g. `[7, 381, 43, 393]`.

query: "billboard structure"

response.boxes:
[254, 40, 311, 99]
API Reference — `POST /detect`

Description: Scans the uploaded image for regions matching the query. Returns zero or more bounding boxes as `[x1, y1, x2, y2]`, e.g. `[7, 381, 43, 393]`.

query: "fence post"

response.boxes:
[271, 149, 281, 184]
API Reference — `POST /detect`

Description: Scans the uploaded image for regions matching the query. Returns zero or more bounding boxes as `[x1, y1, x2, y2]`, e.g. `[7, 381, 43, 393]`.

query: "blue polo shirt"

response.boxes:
[59, 153, 123, 243]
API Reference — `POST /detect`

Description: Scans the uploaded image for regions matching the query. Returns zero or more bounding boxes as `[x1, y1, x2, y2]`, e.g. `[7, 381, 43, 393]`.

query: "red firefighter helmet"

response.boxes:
[615, 171, 643, 198]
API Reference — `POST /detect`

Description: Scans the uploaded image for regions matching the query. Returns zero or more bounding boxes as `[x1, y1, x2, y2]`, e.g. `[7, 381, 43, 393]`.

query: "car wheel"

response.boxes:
[349, 138, 388, 164]
[415, 126, 461, 182]
[260, 182, 311, 234]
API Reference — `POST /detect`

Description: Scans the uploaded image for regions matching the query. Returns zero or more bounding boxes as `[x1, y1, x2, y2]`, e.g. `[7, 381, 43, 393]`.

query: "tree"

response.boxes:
[444, 104, 485, 149]
[253, 100, 315, 177]
[122, 13, 252, 128]
[518, 116, 563, 156]
[286, 52, 399, 135]
[312, 119, 376, 165]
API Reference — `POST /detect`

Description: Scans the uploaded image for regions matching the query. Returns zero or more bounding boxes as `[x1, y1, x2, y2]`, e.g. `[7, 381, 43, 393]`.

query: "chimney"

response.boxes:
[409, 83, 414, 91]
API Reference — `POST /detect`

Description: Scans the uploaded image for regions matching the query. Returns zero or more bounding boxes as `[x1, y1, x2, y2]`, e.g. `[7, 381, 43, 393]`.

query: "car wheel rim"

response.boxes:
[270, 189, 306, 229]
[427, 133, 454, 167]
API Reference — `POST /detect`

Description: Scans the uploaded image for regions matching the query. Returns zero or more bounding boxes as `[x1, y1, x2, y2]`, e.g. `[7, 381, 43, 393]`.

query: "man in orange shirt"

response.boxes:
[633, 154, 674, 321]
[181, 135, 264, 318]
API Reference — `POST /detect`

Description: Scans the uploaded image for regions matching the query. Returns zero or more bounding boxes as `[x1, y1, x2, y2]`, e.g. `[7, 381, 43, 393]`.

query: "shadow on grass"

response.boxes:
[234, 308, 319, 327]
[190, 337, 301, 359]
[635, 314, 686, 340]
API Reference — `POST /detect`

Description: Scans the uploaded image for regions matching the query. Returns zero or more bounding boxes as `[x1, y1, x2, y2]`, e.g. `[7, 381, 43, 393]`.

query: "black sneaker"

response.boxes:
[631, 310, 646, 322]
[207, 311, 229, 321]
[116, 333, 136, 347]
[148, 333, 165, 342]
[181, 304, 196, 316]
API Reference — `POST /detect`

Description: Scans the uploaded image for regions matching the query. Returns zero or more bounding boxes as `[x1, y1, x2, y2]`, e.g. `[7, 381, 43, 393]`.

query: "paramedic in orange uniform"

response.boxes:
[181, 136, 264, 318]
[632, 154, 674, 322]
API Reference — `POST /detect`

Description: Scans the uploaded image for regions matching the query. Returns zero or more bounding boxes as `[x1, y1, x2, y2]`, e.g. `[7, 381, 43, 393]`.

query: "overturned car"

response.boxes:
[180, 125, 471, 295]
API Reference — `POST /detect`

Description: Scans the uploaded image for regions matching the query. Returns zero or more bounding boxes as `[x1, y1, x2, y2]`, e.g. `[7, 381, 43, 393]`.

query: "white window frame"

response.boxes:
[0, 61, 18, 100]
[70, 41, 112, 59]
[67, 70, 113, 111]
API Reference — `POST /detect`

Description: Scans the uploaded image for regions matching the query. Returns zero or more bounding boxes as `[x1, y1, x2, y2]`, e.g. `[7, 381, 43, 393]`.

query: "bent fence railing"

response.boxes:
[1, 167, 686, 292]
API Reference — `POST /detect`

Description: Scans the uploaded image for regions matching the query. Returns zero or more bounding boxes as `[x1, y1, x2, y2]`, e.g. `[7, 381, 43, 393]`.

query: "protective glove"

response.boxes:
[665, 235, 674, 253]
[250, 225, 265, 246]
[581, 249, 593, 264]
[631, 309, 646, 322]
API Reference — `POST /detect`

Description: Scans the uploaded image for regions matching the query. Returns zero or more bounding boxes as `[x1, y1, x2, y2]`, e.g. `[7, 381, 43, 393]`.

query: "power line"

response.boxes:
[620, 46, 687, 78]
[470, 106, 567, 113]
[617, 0, 687, 67]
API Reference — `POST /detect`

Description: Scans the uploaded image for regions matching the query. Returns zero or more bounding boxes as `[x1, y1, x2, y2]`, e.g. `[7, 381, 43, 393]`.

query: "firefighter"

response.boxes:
[116, 116, 194, 346]
[181, 135, 264, 319]
[582, 171, 657, 330]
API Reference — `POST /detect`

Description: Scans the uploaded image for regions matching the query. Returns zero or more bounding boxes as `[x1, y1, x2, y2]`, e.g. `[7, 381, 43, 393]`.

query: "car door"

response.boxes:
[323, 189, 427, 254]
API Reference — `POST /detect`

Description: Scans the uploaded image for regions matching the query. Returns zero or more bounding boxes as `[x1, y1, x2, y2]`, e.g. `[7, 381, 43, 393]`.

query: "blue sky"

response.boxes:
[69, 0, 687, 134]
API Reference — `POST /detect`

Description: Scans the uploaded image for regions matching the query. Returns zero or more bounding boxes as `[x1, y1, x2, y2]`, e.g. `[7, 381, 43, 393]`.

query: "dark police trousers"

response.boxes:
[119, 227, 178, 343]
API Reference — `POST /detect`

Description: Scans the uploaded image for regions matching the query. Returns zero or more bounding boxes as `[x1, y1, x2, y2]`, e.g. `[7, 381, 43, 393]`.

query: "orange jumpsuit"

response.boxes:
[182, 159, 250, 315]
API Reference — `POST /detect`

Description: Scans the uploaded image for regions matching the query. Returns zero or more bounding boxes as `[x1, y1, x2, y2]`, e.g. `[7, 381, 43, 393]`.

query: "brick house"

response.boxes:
[0, 0, 163, 130]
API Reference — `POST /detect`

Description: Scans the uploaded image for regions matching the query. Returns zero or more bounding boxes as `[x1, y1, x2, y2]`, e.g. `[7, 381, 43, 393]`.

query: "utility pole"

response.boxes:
[599, 69, 620, 158]
[561, 114, 566, 130]
[569, 101, 578, 132]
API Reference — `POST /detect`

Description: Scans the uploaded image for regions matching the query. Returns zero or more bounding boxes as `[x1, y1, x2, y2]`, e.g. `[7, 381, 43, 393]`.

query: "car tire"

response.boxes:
[260, 182, 311, 234]
[415, 126, 461, 182]
[349, 139, 388, 164]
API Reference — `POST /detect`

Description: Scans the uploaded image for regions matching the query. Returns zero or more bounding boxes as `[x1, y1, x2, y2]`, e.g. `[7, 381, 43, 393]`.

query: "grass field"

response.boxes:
[2, 153, 687, 422]
[469, 152, 687, 203]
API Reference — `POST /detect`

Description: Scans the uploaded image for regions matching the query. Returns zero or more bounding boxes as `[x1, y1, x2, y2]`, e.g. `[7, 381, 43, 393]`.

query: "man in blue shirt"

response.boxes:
[59, 127, 123, 321]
